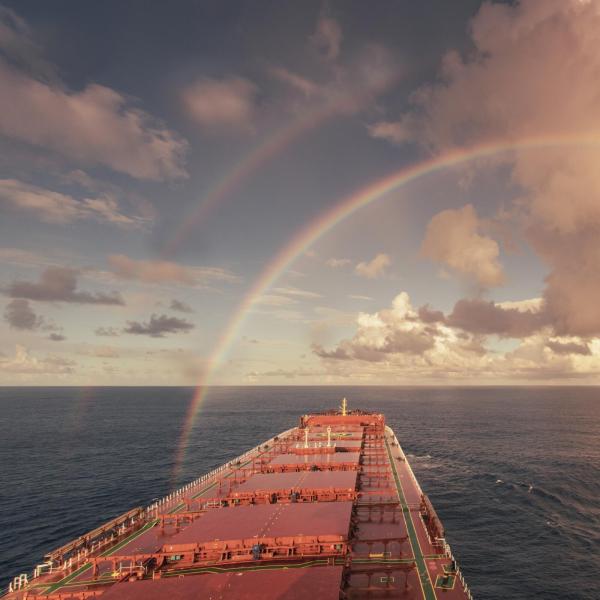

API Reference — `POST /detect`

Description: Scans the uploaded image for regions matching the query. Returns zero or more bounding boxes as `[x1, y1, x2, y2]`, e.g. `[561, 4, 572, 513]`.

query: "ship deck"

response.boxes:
[4, 406, 473, 599]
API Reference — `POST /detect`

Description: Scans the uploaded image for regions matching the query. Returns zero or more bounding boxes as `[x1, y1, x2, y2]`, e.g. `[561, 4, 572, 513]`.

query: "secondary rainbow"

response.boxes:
[172, 134, 600, 481]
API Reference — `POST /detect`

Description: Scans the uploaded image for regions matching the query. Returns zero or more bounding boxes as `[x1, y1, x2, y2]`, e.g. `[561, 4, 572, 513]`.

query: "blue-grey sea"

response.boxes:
[0, 387, 598, 599]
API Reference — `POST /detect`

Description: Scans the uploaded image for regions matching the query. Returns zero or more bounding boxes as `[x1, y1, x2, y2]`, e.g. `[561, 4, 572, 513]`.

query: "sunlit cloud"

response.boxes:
[355, 253, 391, 279]
[108, 255, 238, 287]
[326, 257, 351, 268]
[0, 179, 149, 228]
[0, 345, 75, 375]
[0, 59, 187, 180]
[421, 204, 504, 288]
[182, 76, 258, 132]
[375, 0, 600, 337]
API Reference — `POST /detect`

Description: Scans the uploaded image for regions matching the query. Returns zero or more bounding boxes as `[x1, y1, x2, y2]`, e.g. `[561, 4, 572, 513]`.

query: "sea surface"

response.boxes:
[0, 386, 598, 599]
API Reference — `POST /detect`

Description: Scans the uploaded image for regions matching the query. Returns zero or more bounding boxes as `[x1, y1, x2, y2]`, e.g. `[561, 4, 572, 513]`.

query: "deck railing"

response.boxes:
[385, 426, 474, 600]
[6, 427, 297, 595]
[143, 427, 296, 516]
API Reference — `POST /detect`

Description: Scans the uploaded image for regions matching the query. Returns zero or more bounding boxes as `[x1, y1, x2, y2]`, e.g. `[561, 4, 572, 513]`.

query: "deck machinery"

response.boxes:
[4, 400, 473, 599]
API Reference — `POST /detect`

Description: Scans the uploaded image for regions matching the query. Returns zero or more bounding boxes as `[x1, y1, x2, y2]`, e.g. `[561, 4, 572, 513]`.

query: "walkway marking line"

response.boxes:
[385, 437, 437, 600]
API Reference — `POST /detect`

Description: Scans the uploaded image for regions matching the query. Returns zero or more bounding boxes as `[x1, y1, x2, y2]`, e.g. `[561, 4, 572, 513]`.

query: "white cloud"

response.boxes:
[367, 120, 413, 145]
[312, 291, 600, 382]
[182, 77, 258, 132]
[272, 286, 322, 299]
[355, 253, 391, 279]
[326, 257, 351, 268]
[421, 204, 504, 288]
[383, 0, 600, 335]
[0, 345, 74, 375]
[0, 59, 187, 180]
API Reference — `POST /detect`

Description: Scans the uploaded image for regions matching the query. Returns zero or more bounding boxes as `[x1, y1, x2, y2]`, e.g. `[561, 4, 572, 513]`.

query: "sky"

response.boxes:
[2, 0, 600, 385]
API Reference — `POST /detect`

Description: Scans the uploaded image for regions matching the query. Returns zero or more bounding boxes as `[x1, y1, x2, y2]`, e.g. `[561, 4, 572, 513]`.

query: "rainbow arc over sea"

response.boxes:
[171, 133, 600, 482]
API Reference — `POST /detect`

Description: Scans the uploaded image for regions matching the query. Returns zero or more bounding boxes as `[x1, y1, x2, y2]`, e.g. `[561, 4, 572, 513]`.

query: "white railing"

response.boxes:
[5, 427, 297, 595]
[385, 426, 423, 496]
[143, 427, 296, 516]
[386, 426, 473, 599]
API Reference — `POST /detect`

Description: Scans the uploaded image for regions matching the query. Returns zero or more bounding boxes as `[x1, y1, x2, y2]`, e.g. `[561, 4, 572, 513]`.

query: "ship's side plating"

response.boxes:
[4, 401, 472, 599]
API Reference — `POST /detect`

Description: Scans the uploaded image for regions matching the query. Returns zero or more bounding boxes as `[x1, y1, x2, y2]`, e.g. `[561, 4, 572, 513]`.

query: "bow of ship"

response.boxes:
[5, 399, 473, 599]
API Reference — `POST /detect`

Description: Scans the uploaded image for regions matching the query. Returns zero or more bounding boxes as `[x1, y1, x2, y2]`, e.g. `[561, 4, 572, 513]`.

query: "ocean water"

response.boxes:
[0, 386, 598, 599]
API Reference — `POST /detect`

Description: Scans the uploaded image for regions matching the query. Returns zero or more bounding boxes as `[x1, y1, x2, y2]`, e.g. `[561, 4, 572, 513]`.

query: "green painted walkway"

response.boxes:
[44, 519, 160, 594]
[42, 450, 267, 593]
[385, 437, 437, 600]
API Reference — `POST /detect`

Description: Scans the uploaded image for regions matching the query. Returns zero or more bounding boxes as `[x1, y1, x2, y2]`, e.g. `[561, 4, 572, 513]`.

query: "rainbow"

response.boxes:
[171, 134, 600, 483]
[162, 73, 397, 258]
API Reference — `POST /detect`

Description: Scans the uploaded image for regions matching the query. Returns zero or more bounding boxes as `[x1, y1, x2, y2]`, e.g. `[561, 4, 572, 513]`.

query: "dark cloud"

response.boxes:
[314, 329, 434, 364]
[311, 343, 352, 360]
[95, 326, 120, 337]
[418, 304, 445, 324]
[546, 340, 590, 356]
[4, 298, 42, 329]
[380, 329, 435, 355]
[169, 299, 194, 313]
[446, 299, 548, 338]
[124, 314, 194, 337]
[48, 332, 66, 341]
[8, 267, 124, 305]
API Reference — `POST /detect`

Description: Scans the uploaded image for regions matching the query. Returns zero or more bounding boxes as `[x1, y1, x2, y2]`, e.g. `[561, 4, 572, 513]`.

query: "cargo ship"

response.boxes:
[5, 400, 473, 599]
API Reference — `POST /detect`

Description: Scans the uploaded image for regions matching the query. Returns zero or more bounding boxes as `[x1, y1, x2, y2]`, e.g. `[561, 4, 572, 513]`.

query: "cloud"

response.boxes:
[367, 120, 413, 145]
[382, 0, 600, 336]
[418, 304, 445, 324]
[48, 332, 65, 342]
[269, 67, 319, 97]
[169, 299, 194, 313]
[313, 292, 435, 363]
[0, 57, 187, 180]
[0, 179, 148, 227]
[0, 247, 57, 268]
[8, 267, 124, 305]
[124, 314, 194, 337]
[246, 368, 330, 380]
[0, 6, 54, 78]
[0, 345, 74, 375]
[95, 326, 120, 337]
[272, 286, 322, 299]
[4, 298, 42, 330]
[311, 16, 342, 62]
[446, 298, 548, 337]
[547, 339, 590, 356]
[421, 205, 504, 288]
[92, 346, 119, 358]
[108, 254, 237, 287]
[349, 295, 373, 301]
[182, 77, 257, 132]
[326, 257, 351, 268]
[355, 253, 391, 279]
[257, 294, 297, 307]
[312, 291, 600, 382]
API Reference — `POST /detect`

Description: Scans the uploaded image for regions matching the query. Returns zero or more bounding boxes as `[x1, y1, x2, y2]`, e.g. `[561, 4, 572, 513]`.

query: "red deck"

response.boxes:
[232, 469, 357, 492]
[163, 501, 353, 549]
[99, 566, 344, 600]
[5, 404, 473, 600]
